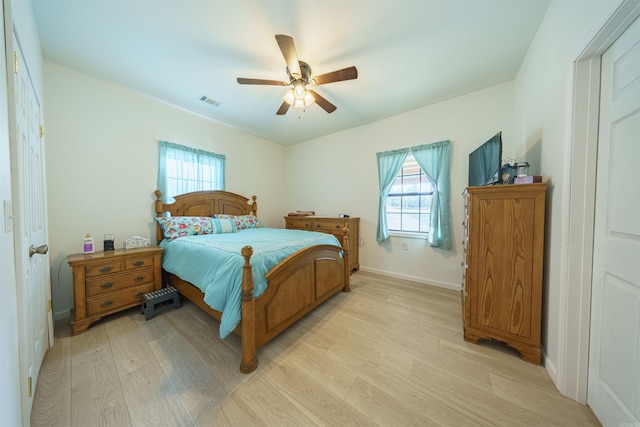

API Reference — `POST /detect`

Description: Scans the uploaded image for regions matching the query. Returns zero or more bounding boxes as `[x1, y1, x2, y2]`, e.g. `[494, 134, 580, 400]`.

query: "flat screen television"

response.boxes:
[468, 131, 503, 186]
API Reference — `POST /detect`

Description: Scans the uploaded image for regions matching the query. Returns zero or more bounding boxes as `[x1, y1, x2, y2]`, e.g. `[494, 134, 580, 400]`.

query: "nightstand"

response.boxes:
[67, 246, 163, 335]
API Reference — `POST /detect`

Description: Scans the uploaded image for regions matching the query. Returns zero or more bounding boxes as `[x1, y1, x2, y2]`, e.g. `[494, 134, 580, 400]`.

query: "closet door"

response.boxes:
[588, 15, 640, 426]
[10, 38, 52, 424]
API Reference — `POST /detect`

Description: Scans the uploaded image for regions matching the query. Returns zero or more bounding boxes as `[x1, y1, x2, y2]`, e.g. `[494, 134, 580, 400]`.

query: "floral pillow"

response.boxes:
[155, 216, 213, 240]
[211, 217, 237, 234]
[214, 214, 263, 230]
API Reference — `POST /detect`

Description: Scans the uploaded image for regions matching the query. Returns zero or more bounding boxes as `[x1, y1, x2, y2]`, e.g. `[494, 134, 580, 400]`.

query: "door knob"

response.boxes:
[29, 244, 48, 257]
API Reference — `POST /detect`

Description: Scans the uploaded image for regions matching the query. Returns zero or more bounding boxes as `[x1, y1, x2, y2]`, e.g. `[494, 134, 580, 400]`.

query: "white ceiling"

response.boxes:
[31, 0, 550, 146]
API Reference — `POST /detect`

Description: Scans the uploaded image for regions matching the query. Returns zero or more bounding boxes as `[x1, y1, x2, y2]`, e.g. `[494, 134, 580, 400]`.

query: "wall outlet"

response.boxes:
[402, 242, 409, 251]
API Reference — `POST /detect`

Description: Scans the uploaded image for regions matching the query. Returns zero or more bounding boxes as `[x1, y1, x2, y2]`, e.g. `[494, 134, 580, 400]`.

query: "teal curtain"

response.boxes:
[411, 140, 452, 249]
[376, 148, 409, 242]
[157, 140, 225, 202]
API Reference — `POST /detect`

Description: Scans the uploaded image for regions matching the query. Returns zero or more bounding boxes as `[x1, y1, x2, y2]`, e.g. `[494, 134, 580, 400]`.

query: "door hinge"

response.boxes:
[39, 126, 44, 138]
[27, 377, 32, 397]
[13, 51, 18, 74]
[47, 299, 52, 312]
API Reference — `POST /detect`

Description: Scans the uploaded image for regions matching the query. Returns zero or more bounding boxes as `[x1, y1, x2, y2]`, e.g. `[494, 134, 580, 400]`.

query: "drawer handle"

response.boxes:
[135, 291, 145, 298]
[100, 300, 114, 307]
[134, 275, 146, 282]
[99, 266, 113, 273]
[132, 260, 145, 267]
[100, 282, 114, 289]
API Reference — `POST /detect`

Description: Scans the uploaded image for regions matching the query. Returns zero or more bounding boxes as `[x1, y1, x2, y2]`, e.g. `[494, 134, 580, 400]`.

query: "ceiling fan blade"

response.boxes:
[311, 66, 358, 85]
[275, 34, 301, 79]
[237, 77, 287, 86]
[308, 90, 336, 113]
[276, 101, 290, 115]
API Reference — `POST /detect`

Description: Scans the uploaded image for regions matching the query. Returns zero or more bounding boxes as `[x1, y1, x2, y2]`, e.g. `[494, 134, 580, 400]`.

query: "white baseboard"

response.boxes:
[359, 266, 461, 291]
[54, 309, 70, 322]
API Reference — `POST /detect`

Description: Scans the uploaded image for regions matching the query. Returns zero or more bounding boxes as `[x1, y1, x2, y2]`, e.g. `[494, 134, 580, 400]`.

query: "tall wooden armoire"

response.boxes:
[461, 182, 546, 364]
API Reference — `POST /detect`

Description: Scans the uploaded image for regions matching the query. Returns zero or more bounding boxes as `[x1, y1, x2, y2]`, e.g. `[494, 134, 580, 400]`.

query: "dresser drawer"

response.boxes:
[284, 216, 360, 273]
[312, 220, 346, 233]
[86, 283, 154, 316]
[85, 267, 155, 297]
[285, 218, 313, 229]
[85, 260, 124, 277]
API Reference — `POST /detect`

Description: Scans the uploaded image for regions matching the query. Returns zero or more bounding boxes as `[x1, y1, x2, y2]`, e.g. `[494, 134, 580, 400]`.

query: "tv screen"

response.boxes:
[468, 132, 502, 186]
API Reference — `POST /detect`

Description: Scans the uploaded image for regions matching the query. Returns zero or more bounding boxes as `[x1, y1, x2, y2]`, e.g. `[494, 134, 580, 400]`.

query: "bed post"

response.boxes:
[251, 195, 257, 217]
[154, 190, 165, 242]
[342, 227, 351, 292]
[239, 246, 258, 373]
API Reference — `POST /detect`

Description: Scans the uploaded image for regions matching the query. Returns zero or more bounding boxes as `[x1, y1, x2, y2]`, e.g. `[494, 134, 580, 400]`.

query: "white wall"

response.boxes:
[511, 0, 622, 391]
[44, 61, 287, 320]
[286, 82, 514, 289]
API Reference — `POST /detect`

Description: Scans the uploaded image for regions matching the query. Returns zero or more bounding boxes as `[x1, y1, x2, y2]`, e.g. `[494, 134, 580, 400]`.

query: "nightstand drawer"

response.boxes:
[125, 254, 155, 270]
[85, 267, 155, 297]
[86, 283, 154, 316]
[85, 260, 124, 277]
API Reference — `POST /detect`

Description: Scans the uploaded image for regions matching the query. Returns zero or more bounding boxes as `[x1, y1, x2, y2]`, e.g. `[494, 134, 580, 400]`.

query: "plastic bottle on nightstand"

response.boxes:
[83, 234, 94, 254]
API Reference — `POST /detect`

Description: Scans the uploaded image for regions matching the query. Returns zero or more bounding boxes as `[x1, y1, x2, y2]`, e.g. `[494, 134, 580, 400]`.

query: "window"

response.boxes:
[386, 154, 433, 234]
[376, 140, 452, 249]
[157, 140, 225, 202]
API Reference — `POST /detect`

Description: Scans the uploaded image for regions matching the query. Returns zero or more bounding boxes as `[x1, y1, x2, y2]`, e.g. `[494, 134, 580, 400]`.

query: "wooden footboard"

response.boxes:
[163, 244, 349, 373]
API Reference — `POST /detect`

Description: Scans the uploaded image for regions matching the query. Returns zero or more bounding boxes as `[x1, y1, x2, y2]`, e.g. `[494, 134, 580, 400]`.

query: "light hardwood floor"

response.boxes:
[31, 271, 600, 426]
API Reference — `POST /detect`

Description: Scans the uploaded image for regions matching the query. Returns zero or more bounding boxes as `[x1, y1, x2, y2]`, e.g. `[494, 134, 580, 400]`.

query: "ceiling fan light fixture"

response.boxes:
[303, 91, 315, 106]
[293, 81, 306, 98]
[284, 89, 295, 105]
[284, 86, 315, 109]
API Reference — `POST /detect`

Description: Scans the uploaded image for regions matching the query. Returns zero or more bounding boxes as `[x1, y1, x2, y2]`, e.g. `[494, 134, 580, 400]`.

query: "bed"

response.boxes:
[154, 189, 350, 373]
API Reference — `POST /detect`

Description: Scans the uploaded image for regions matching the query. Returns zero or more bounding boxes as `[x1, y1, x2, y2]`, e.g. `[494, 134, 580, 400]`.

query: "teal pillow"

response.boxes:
[211, 217, 237, 234]
[214, 214, 263, 229]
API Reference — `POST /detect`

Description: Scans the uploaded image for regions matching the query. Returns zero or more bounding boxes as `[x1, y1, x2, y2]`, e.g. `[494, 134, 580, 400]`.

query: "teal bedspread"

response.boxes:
[159, 228, 341, 338]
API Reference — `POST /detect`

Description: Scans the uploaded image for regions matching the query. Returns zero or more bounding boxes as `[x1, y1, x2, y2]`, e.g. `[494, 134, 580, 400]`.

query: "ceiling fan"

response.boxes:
[237, 34, 358, 115]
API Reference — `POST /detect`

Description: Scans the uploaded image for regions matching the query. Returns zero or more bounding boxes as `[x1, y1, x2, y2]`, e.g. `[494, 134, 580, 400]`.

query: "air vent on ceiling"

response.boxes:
[200, 96, 220, 107]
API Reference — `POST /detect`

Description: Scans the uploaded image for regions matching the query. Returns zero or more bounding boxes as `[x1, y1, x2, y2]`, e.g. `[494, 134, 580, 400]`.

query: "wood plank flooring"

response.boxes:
[31, 271, 600, 426]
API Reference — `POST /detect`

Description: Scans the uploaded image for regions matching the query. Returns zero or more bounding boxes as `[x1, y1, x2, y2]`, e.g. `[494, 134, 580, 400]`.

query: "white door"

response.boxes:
[10, 38, 52, 424]
[587, 15, 640, 426]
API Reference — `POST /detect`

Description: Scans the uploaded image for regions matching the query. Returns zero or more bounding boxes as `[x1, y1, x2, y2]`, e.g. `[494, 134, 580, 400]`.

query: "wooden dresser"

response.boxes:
[68, 246, 163, 335]
[285, 216, 360, 272]
[461, 183, 546, 364]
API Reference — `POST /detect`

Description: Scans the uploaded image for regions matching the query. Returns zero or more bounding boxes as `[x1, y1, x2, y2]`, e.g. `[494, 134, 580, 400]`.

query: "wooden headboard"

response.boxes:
[154, 190, 258, 242]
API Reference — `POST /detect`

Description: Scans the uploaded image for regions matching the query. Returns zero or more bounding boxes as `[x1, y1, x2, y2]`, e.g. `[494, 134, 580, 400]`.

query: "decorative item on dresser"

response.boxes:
[461, 182, 546, 364]
[67, 246, 163, 335]
[285, 215, 360, 273]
